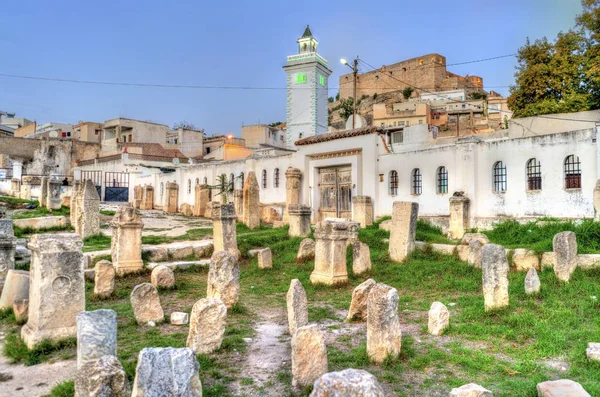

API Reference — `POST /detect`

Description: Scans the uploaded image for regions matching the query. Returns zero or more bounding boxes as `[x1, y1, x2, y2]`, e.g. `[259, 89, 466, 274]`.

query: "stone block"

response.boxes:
[13, 299, 28, 323]
[212, 202, 238, 253]
[94, 260, 115, 298]
[482, 244, 509, 312]
[257, 248, 272, 269]
[180, 203, 193, 216]
[291, 324, 328, 388]
[389, 201, 418, 262]
[288, 204, 312, 237]
[75, 355, 131, 397]
[207, 251, 239, 309]
[286, 279, 308, 335]
[352, 241, 372, 275]
[111, 206, 144, 276]
[297, 238, 315, 261]
[310, 369, 385, 396]
[77, 309, 117, 370]
[151, 265, 175, 288]
[346, 278, 376, 322]
[352, 195, 373, 228]
[130, 283, 164, 325]
[242, 171, 260, 229]
[0, 269, 29, 309]
[186, 297, 227, 354]
[553, 231, 577, 282]
[448, 196, 470, 240]
[367, 283, 402, 363]
[428, 301, 449, 336]
[524, 267, 540, 294]
[311, 220, 356, 286]
[449, 383, 492, 397]
[536, 379, 590, 397]
[512, 248, 540, 271]
[170, 312, 189, 325]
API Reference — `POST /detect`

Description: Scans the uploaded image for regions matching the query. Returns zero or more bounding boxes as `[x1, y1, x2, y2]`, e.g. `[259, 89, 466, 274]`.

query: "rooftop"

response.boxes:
[295, 126, 401, 146]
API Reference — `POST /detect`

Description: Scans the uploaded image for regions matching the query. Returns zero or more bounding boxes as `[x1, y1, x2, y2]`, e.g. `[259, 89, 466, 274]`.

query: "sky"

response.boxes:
[0, 0, 583, 137]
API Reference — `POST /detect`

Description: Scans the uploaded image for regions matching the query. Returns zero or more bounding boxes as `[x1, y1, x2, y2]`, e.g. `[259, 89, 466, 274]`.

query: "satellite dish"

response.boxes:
[172, 158, 180, 165]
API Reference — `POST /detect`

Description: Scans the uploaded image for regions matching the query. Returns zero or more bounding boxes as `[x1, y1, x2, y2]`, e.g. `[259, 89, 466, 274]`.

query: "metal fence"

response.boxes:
[0, 168, 13, 181]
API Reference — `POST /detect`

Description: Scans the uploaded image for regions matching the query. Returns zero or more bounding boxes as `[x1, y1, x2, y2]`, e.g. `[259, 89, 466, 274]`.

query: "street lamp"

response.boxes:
[341, 56, 359, 129]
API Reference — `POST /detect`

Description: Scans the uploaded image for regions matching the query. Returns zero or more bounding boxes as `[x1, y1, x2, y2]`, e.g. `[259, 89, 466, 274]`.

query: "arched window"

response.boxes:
[230, 173, 234, 190]
[389, 170, 398, 196]
[203, 177, 208, 185]
[526, 158, 541, 190]
[564, 155, 581, 189]
[160, 182, 164, 198]
[195, 177, 199, 185]
[437, 166, 448, 194]
[240, 172, 245, 189]
[262, 170, 267, 189]
[493, 161, 507, 192]
[187, 179, 191, 194]
[411, 168, 422, 195]
[274, 168, 280, 188]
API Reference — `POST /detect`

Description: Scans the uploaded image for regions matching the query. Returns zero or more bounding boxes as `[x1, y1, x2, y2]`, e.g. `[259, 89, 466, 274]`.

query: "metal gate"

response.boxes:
[104, 172, 129, 202]
[81, 170, 102, 198]
[318, 166, 352, 221]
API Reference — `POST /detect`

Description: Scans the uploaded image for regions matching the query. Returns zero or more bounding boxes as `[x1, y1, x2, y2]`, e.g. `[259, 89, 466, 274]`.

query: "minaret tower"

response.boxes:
[283, 25, 332, 149]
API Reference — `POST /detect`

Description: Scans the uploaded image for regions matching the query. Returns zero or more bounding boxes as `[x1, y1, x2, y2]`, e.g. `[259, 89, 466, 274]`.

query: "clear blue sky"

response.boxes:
[0, 0, 582, 136]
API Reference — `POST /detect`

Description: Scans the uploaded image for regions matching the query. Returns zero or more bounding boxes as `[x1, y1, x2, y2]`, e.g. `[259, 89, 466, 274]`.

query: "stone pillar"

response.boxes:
[70, 180, 81, 227]
[10, 178, 20, 198]
[111, 206, 144, 276]
[367, 283, 402, 363]
[140, 185, 154, 210]
[77, 179, 100, 238]
[553, 231, 577, 282]
[76, 309, 117, 370]
[449, 196, 470, 240]
[594, 180, 600, 221]
[242, 171, 260, 229]
[20, 176, 33, 200]
[0, 219, 16, 292]
[165, 182, 179, 213]
[233, 189, 243, 220]
[193, 184, 209, 217]
[211, 202, 238, 253]
[47, 178, 63, 210]
[21, 234, 84, 349]
[39, 176, 49, 208]
[310, 220, 355, 286]
[389, 201, 419, 262]
[133, 185, 143, 209]
[0, 269, 28, 309]
[352, 196, 373, 228]
[284, 167, 302, 223]
[288, 204, 312, 237]
[482, 244, 509, 311]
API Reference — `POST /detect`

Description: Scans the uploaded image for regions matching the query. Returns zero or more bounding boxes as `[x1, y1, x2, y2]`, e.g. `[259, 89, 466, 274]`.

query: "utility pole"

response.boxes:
[341, 56, 360, 129]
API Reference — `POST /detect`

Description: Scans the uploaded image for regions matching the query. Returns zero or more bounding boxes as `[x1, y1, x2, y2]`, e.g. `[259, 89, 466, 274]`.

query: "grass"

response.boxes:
[13, 225, 73, 238]
[83, 228, 214, 252]
[99, 210, 116, 216]
[3, 333, 76, 366]
[0, 196, 37, 208]
[45, 380, 74, 397]
[11, 205, 70, 220]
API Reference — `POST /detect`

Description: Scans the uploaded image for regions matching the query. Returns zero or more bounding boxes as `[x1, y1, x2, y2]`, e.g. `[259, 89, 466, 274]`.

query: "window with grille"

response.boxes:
[240, 172, 245, 189]
[564, 155, 581, 189]
[203, 177, 207, 185]
[160, 182, 164, 198]
[195, 178, 199, 185]
[526, 158, 542, 190]
[391, 131, 403, 144]
[187, 179, 191, 194]
[230, 173, 234, 190]
[493, 161, 507, 192]
[437, 166, 448, 194]
[412, 168, 422, 195]
[262, 170, 267, 189]
[274, 168, 280, 188]
[389, 170, 398, 196]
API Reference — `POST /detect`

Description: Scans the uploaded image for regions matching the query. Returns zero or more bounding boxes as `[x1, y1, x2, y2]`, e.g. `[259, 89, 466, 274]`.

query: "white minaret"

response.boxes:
[283, 25, 332, 149]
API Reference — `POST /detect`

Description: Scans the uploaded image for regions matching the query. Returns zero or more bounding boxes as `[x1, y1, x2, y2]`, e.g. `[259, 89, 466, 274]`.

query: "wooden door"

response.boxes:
[318, 166, 352, 221]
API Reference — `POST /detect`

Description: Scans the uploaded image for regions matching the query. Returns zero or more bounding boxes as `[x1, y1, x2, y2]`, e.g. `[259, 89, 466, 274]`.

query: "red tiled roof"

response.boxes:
[294, 126, 392, 146]
[122, 143, 187, 158]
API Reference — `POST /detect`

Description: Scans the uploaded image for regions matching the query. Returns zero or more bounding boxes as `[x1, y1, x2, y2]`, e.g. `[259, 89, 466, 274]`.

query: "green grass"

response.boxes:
[13, 225, 73, 238]
[3, 333, 76, 366]
[11, 205, 70, 220]
[45, 380, 74, 397]
[82, 233, 112, 252]
[99, 210, 116, 216]
[0, 196, 37, 208]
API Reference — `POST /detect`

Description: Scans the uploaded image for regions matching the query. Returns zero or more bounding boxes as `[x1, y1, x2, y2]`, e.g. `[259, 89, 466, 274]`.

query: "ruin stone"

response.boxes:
[212, 202, 238, 253]
[449, 383, 492, 397]
[284, 167, 302, 223]
[233, 189, 243, 220]
[140, 185, 154, 210]
[311, 220, 356, 286]
[352, 241, 372, 275]
[553, 231, 578, 282]
[0, 221, 17, 292]
[21, 234, 85, 349]
[288, 204, 312, 237]
[461, 233, 489, 246]
[47, 178, 63, 210]
[151, 265, 175, 288]
[261, 206, 281, 223]
[40, 176, 48, 208]
[367, 283, 402, 363]
[77, 179, 100, 238]
[165, 182, 179, 213]
[286, 279, 308, 335]
[512, 248, 540, 271]
[170, 312, 189, 325]
[352, 196, 373, 228]
[193, 184, 210, 217]
[524, 267, 541, 294]
[13, 299, 28, 323]
[310, 369, 385, 397]
[428, 301, 449, 336]
[0, 269, 29, 309]
[11, 178, 20, 197]
[75, 355, 131, 397]
[0, 205, 5, 218]
[467, 239, 484, 268]
[594, 180, 600, 222]
[536, 379, 591, 397]
[94, 260, 115, 298]
[346, 278, 376, 322]
[207, 250, 240, 308]
[291, 324, 328, 388]
[77, 309, 117, 370]
[111, 205, 144, 276]
[242, 171, 260, 229]
[133, 185, 143, 209]
[482, 244, 509, 311]
[257, 247, 273, 269]
[132, 347, 202, 397]
[180, 203, 193, 216]
[389, 201, 418, 262]
[130, 283, 164, 325]
[297, 238, 315, 261]
[70, 180, 81, 225]
[449, 196, 470, 240]
[586, 342, 600, 362]
[186, 297, 227, 354]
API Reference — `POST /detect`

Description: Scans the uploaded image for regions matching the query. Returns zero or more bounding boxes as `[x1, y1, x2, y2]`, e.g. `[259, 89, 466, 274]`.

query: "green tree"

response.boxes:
[402, 87, 414, 100]
[338, 97, 355, 121]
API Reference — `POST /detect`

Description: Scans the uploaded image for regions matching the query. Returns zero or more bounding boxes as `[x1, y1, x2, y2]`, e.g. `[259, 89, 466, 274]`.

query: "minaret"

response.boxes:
[283, 25, 332, 149]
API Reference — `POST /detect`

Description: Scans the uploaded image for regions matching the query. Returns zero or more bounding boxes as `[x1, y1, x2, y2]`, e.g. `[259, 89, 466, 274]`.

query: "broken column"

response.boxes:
[193, 184, 209, 217]
[165, 182, 179, 213]
[94, 260, 115, 298]
[288, 204, 312, 237]
[242, 171, 260, 229]
[352, 196, 373, 228]
[20, 176, 33, 200]
[286, 279, 308, 335]
[291, 324, 328, 388]
[482, 244, 509, 311]
[76, 179, 100, 238]
[70, 180, 81, 226]
[310, 220, 355, 286]
[75, 355, 131, 397]
[211, 202, 238, 253]
[186, 297, 227, 354]
[284, 167, 302, 223]
[21, 234, 84, 349]
[389, 201, 419, 262]
[352, 241, 372, 275]
[133, 185, 143, 209]
[111, 205, 144, 276]
[0, 270, 29, 309]
[553, 231, 578, 282]
[346, 278, 376, 322]
[449, 196, 470, 240]
[47, 177, 63, 210]
[39, 176, 48, 208]
[11, 178, 20, 197]
[0, 218, 16, 291]
[140, 185, 154, 210]
[77, 309, 117, 370]
[207, 251, 239, 308]
[233, 189, 243, 220]
[367, 283, 402, 364]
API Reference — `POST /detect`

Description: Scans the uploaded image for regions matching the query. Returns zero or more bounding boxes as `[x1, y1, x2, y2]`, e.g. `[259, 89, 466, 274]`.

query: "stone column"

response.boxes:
[20, 176, 33, 200]
[449, 196, 470, 240]
[70, 180, 81, 227]
[193, 184, 209, 217]
[39, 176, 49, 208]
[233, 189, 243, 220]
[288, 204, 312, 237]
[133, 185, 143, 209]
[594, 180, 600, 221]
[482, 244, 509, 311]
[367, 283, 402, 364]
[212, 202, 238, 253]
[47, 178, 63, 210]
[352, 196, 373, 228]
[10, 178, 20, 198]
[389, 201, 419, 262]
[21, 234, 84, 349]
[242, 171, 260, 229]
[140, 185, 154, 210]
[76, 309, 117, 370]
[77, 180, 100, 238]
[310, 220, 355, 286]
[284, 167, 302, 223]
[111, 206, 144, 276]
[165, 182, 179, 213]
[0, 219, 16, 292]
